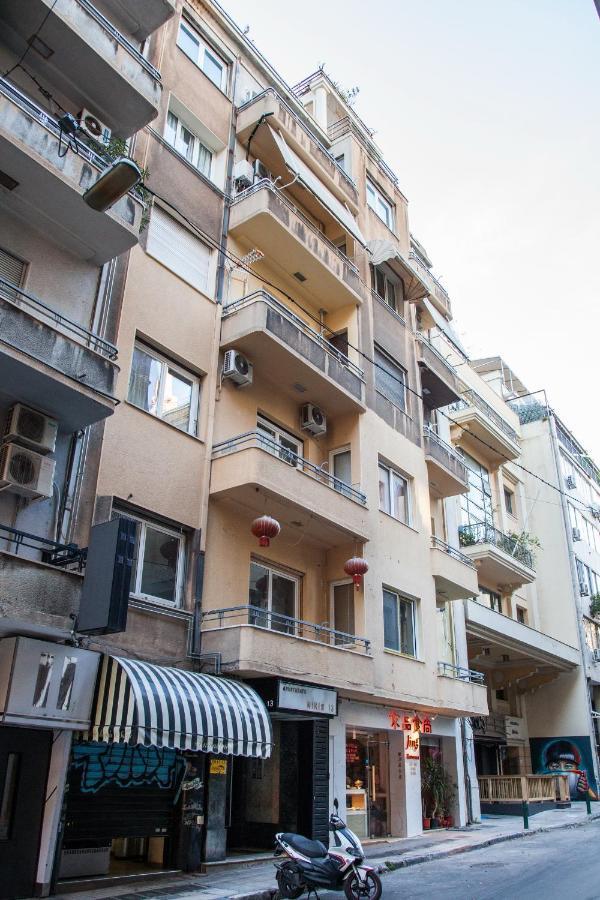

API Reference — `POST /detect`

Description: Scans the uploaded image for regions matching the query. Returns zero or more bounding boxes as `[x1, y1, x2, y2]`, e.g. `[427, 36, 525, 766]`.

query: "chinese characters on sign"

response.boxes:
[388, 710, 432, 734]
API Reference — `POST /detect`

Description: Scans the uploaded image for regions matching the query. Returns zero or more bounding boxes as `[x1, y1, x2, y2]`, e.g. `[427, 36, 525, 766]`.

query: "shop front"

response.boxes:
[227, 678, 337, 852]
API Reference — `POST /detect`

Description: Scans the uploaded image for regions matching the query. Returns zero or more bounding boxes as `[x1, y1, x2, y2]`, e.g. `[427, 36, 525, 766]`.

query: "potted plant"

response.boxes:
[590, 594, 600, 620]
[459, 529, 476, 548]
[421, 756, 455, 829]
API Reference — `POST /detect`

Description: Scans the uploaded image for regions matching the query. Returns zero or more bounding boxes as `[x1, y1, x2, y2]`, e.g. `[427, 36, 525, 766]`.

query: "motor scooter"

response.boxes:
[274, 799, 382, 899]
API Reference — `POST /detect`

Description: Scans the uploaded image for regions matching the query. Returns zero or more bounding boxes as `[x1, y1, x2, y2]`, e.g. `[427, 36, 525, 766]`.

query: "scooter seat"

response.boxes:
[280, 833, 328, 858]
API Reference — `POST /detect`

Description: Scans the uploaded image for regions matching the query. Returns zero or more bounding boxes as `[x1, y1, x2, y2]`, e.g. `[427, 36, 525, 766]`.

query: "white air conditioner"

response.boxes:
[580, 583, 590, 597]
[566, 475, 577, 490]
[0, 444, 54, 499]
[591, 505, 600, 521]
[3, 404, 57, 454]
[78, 108, 111, 145]
[301, 403, 327, 435]
[233, 160, 254, 190]
[592, 649, 600, 664]
[222, 349, 253, 386]
[253, 159, 269, 181]
[572, 527, 582, 542]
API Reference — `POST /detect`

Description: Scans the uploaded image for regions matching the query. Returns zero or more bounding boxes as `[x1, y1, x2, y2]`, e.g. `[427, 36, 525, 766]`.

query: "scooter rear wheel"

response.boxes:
[344, 870, 382, 899]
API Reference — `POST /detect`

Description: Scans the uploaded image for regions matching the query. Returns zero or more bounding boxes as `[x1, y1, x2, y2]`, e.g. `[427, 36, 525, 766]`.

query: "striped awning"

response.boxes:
[84, 655, 272, 758]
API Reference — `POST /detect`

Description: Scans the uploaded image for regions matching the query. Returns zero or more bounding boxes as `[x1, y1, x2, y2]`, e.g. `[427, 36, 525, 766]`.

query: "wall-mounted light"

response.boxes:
[83, 157, 142, 212]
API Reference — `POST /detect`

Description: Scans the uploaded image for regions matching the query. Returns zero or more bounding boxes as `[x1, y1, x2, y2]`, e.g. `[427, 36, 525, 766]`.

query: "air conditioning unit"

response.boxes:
[591, 505, 600, 521]
[233, 159, 254, 190]
[253, 158, 269, 181]
[566, 475, 577, 490]
[592, 649, 600, 664]
[572, 527, 582, 542]
[78, 108, 111, 145]
[0, 443, 54, 499]
[301, 403, 327, 435]
[3, 404, 57, 454]
[222, 349, 253, 386]
[580, 583, 590, 597]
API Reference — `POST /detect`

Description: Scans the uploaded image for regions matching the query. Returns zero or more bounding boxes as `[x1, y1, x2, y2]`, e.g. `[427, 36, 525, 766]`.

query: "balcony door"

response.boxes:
[330, 447, 352, 497]
[330, 581, 355, 645]
[257, 416, 301, 467]
[249, 561, 299, 633]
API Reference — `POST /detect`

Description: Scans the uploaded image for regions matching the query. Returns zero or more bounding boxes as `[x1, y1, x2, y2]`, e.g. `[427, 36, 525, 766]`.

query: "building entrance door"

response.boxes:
[0, 725, 52, 900]
[345, 730, 390, 838]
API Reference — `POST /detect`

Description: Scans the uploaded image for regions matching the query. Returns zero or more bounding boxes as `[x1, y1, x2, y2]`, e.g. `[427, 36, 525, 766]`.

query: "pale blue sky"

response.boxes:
[221, 0, 600, 457]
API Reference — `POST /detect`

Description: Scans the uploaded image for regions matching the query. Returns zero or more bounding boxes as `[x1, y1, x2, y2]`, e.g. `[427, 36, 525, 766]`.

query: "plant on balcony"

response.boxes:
[508, 531, 541, 562]
[590, 594, 600, 620]
[459, 529, 477, 548]
[317, 64, 360, 106]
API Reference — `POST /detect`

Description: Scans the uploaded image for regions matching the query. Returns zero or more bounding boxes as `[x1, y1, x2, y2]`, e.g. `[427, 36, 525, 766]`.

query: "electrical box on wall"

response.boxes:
[78, 517, 138, 635]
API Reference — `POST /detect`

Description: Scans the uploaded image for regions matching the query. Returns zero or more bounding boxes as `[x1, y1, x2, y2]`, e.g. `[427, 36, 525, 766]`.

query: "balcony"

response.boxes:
[221, 291, 364, 414]
[424, 428, 469, 498]
[437, 661, 485, 685]
[201, 606, 373, 695]
[236, 89, 359, 210]
[431, 536, 479, 601]
[97, 0, 175, 41]
[211, 432, 369, 548]
[417, 334, 460, 409]
[449, 389, 520, 466]
[465, 599, 580, 694]
[0, 279, 119, 429]
[407, 251, 452, 318]
[459, 523, 536, 588]
[228, 181, 367, 311]
[0, 0, 162, 137]
[0, 79, 143, 263]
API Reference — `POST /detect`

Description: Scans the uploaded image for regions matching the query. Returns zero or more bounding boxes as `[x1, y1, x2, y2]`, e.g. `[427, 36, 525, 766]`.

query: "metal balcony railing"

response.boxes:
[212, 431, 367, 506]
[370, 287, 407, 325]
[450, 389, 520, 444]
[202, 604, 371, 653]
[0, 524, 87, 571]
[0, 277, 118, 359]
[76, 0, 161, 80]
[408, 251, 451, 309]
[430, 535, 476, 569]
[417, 333, 457, 377]
[223, 290, 364, 380]
[423, 429, 469, 485]
[437, 661, 485, 684]
[229, 179, 360, 273]
[459, 522, 535, 569]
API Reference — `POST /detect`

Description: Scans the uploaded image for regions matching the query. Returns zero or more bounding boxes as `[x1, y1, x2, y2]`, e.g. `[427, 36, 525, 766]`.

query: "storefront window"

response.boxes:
[345, 731, 389, 838]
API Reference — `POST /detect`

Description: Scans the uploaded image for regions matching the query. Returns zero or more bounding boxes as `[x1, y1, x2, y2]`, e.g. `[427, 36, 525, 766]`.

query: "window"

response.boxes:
[480, 587, 502, 613]
[335, 153, 346, 172]
[504, 487, 514, 516]
[366, 178, 394, 230]
[129, 342, 200, 435]
[331, 447, 352, 497]
[177, 19, 227, 90]
[460, 452, 493, 527]
[257, 416, 301, 466]
[374, 345, 406, 411]
[516, 606, 527, 625]
[165, 110, 212, 177]
[0, 246, 27, 301]
[118, 512, 185, 607]
[249, 561, 298, 633]
[383, 588, 416, 656]
[370, 264, 401, 312]
[146, 207, 211, 293]
[379, 461, 410, 524]
[331, 581, 355, 645]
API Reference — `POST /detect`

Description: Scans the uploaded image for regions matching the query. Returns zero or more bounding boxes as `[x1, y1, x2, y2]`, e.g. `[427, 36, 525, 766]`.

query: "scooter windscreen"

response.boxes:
[338, 826, 365, 858]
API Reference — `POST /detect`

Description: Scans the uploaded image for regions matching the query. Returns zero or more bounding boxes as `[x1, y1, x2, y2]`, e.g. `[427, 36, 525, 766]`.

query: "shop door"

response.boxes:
[0, 726, 52, 900]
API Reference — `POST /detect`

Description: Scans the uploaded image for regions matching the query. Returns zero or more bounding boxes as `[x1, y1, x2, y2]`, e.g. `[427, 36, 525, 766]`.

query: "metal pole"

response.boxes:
[522, 800, 529, 829]
[586, 794, 592, 816]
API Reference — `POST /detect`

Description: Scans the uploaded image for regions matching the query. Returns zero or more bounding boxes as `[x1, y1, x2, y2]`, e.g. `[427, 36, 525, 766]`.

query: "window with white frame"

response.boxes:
[128, 341, 200, 435]
[257, 416, 301, 466]
[165, 110, 212, 177]
[366, 178, 394, 230]
[383, 588, 416, 656]
[374, 345, 406, 411]
[379, 461, 410, 524]
[177, 19, 228, 91]
[460, 451, 493, 528]
[146, 207, 211, 293]
[117, 511, 185, 607]
[370, 263, 402, 312]
[249, 561, 298, 633]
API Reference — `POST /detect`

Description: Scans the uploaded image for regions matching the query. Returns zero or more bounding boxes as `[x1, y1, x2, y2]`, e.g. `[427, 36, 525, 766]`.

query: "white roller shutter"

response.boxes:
[146, 207, 211, 294]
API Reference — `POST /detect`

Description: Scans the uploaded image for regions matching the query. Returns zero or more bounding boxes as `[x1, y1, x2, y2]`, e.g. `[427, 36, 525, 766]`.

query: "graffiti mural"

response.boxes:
[71, 741, 186, 794]
[530, 736, 598, 800]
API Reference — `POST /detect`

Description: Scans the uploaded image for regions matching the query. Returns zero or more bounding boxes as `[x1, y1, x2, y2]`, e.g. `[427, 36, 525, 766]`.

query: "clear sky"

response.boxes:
[220, 0, 600, 458]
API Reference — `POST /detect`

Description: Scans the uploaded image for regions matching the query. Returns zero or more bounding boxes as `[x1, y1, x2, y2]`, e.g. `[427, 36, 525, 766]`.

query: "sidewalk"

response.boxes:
[50, 805, 600, 900]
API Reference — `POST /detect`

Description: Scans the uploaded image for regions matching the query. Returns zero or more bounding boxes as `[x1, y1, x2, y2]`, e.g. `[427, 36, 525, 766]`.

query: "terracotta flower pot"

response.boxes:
[422, 817, 431, 829]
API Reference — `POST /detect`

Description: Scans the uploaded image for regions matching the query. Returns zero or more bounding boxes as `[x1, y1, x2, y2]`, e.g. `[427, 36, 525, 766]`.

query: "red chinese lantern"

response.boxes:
[251, 515, 280, 547]
[344, 556, 368, 589]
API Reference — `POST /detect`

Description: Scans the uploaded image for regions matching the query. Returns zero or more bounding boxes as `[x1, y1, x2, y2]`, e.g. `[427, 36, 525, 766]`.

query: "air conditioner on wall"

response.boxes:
[0, 443, 55, 499]
[566, 475, 577, 490]
[572, 527, 582, 542]
[233, 159, 254, 190]
[3, 403, 57, 454]
[78, 108, 112, 145]
[222, 349, 253, 386]
[580, 583, 590, 597]
[301, 403, 327, 435]
[592, 649, 600, 664]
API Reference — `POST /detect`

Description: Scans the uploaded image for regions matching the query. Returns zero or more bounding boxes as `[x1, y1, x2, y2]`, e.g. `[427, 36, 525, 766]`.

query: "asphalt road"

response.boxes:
[382, 820, 600, 899]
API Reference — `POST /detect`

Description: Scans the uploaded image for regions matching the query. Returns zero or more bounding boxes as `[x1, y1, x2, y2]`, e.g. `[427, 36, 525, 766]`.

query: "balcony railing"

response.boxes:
[371, 288, 407, 326]
[423, 428, 468, 483]
[450, 389, 519, 444]
[408, 251, 451, 310]
[459, 523, 535, 569]
[211, 431, 367, 506]
[202, 604, 371, 654]
[0, 524, 87, 571]
[223, 290, 364, 381]
[417, 333, 456, 376]
[437, 661, 485, 684]
[0, 277, 117, 359]
[430, 536, 475, 569]
[76, 0, 162, 80]
[327, 117, 399, 185]
[229, 179, 360, 273]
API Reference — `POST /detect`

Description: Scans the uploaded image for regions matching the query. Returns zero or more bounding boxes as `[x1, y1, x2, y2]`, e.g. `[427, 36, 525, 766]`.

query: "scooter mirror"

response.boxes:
[333, 798, 339, 813]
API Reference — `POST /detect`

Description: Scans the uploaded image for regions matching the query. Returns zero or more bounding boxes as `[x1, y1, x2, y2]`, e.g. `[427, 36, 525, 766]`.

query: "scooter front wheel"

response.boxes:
[344, 870, 382, 899]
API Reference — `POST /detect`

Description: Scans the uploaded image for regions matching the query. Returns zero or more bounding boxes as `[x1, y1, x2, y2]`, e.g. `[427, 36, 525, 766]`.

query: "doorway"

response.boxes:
[345, 730, 390, 838]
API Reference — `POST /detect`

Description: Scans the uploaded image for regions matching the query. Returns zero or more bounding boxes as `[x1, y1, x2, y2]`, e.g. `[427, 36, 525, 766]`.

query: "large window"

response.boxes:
[146, 207, 211, 293]
[370, 264, 402, 312]
[249, 561, 298, 633]
[165, 110, 212, 177]
[177, 19, 228, 91]
[480, 587, 502, 613]
[383, 589, 416, 656]
[257, 416, 301, 466]
[366, 178, 394, 230]
[460, 451, 493, 527]
[128, 342, 200, 435]
[379, 461, 410, 524]
[374, 346, 406, 411]
[118, 512, 185, 607]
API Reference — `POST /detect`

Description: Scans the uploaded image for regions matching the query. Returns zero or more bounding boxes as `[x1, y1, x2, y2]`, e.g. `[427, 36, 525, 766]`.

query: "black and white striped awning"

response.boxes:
[85, 655, 272, 758]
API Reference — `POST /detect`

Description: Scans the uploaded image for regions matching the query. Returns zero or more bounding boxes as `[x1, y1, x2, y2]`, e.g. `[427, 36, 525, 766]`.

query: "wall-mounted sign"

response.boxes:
[405, 730, 420, 760]
[388, 710, 432, 734]
[209, 758, 228, 775]
[277, 680, 337, 717]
